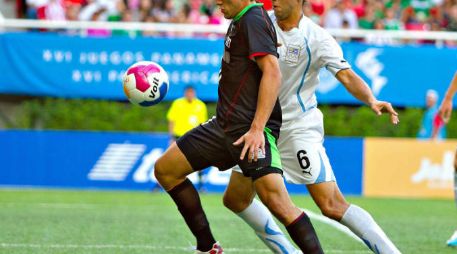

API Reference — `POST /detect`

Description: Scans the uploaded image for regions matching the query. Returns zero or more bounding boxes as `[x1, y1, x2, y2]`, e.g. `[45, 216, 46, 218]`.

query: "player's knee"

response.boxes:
[318, 199, 348, 220]
[222, 193, 237, 212]
[223, 191, 250, 213]
[154, 157, 169, 184]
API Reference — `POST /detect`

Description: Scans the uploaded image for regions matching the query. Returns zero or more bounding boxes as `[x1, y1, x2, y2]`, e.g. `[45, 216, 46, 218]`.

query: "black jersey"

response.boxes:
[216, 3, 282, 135]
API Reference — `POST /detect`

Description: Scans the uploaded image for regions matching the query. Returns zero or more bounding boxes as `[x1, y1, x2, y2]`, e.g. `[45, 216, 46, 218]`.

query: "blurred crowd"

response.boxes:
[19, 0, 457, 37]
[24, 0, 225, 25]
[307, 0, 457, 32]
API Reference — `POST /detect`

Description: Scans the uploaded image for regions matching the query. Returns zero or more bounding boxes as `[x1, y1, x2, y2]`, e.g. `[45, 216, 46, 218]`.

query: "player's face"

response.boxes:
[272, 0, 299, 20]
[426, 95, 437, 108]
[216, 0, 247, 19]
[185, 88, 196, 101]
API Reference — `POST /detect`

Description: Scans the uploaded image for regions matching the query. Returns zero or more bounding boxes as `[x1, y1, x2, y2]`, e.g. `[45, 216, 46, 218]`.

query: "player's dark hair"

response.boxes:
[184, 85, 195, 91]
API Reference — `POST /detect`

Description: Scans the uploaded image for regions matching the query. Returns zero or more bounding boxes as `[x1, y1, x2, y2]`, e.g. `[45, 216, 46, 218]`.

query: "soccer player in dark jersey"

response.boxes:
[154, 0, 323, 253]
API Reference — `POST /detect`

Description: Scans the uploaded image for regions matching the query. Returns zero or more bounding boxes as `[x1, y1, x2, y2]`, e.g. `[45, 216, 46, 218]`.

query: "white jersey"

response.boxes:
[234, 15, 351, 184]
[270, 14, 351, 124]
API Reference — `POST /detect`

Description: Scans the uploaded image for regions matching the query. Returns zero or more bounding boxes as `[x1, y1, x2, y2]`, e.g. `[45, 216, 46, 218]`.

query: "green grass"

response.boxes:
[0, 189, 455, 254]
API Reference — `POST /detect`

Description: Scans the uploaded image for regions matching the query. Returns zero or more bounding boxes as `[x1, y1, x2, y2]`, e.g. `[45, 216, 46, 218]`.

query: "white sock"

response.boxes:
[237, 199, 300, 254]
[340, 204, 401, 254]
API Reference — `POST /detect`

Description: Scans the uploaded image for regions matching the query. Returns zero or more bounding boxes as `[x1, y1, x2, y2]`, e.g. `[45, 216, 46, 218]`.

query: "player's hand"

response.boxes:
[233, 128, 265, 163]
[438, 99, 453, 124]
[369, 100, 399, 125]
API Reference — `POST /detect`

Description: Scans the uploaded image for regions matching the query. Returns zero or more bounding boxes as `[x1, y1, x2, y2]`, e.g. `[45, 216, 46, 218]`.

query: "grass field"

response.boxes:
[0, 189, 455, 254]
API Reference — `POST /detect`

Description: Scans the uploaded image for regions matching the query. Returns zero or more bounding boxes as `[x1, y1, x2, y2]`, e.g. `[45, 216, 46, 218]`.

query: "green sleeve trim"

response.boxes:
[233, 3, 263, 21]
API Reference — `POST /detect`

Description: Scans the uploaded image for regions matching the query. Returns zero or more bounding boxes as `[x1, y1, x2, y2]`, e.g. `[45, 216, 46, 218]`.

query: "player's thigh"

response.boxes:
[154, 142, 195, 189]
[176, 118, 236, 171]
[223, 169, 256, 212]
[279, 135, 335, 185]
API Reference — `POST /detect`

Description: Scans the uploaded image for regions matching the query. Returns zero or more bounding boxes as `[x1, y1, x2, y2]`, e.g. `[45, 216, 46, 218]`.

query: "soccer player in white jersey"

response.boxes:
[437, 71, 457, 247]
[222, 0, 402, 253]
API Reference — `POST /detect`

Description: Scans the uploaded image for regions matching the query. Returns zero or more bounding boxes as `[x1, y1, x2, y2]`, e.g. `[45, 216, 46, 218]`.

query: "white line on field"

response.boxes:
[0, 243, 369, 253]
[301, 208, 364, 243]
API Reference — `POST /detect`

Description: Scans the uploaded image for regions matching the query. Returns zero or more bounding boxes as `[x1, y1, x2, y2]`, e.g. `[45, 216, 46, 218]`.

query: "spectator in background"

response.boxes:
[358, 5, 376, 29]
[136, 0, 152, 22]
[437, 71, 457, 247]
[384, 7, 403, 30]
[150, 0, 175, 23]
[446, 4, 457, 31]
[166, 86, 208, 191]
[86, 7, 111, 36]
[417, 89, 446, 139]
[365, 19, 398, 45]
[112, 10, 141, 37]
[65, 3, 81, 21]
[410, 0, 436, 22]
[106, 0, 126, 21]
[26, 0, 48, 19]
[303, 1, 322, 24]
[45, 0, 66, 21]
[324, 0, 358, 29]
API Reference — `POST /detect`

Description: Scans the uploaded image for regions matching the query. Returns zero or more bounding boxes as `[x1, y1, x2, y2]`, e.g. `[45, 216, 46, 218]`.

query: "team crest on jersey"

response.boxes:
[285, 45, 301, 64]
[225, 37, 232, 48]
[225, 24, 237, 49]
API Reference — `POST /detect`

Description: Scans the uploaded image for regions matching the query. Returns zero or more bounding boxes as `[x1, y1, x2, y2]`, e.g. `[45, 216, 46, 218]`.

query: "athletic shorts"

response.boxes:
[176, 117, 283, 180]
[233, 108, 336, 184]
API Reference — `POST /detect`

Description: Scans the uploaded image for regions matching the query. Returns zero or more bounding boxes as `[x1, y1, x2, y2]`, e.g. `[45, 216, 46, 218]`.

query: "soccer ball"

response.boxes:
[122, 61, 169, 106]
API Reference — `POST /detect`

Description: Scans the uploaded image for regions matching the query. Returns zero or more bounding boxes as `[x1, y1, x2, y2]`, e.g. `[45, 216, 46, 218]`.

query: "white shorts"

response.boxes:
[233, 108, 336, 185]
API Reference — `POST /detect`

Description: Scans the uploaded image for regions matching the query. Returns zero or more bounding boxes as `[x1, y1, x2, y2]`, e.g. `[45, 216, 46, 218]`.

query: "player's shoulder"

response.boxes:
[241, 5, 268, 23]
[300, 16, 333, 40]
[195, 99, 206, 107]
[174, 97, 187, 105]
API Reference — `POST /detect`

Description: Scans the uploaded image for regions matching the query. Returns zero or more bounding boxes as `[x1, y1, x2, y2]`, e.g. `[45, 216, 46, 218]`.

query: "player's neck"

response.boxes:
[277, 12, 303, 31]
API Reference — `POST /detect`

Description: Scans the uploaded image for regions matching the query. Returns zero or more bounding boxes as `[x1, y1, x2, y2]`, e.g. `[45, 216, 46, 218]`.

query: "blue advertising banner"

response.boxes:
[318, 43, 457, 107]
[0, 130, 363, 195]
[0, 33, 456, 107]
[0, 32, 222, 101]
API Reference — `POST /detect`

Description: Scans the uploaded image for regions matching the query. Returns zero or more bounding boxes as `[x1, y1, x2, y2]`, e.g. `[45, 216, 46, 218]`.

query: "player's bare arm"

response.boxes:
[439, 71, 457, 123]
[336, 68, 399, 125]
[233, 54, 282, 162]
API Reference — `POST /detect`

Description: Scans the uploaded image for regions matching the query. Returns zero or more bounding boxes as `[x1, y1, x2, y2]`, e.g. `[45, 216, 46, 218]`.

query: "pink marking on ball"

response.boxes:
[143, 64, 161, 74]
[127, 64, 145, 74]
[127, 65, 150, 93]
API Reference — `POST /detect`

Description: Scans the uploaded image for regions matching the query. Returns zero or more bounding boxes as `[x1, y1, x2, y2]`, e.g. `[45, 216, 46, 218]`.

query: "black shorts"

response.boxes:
[176, 117, 282, 180]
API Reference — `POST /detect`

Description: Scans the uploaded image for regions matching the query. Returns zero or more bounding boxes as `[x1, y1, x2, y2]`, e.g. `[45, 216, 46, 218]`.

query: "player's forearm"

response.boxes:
[251, 72, 281, 131]
[444, 72, 457, 102]
[337, 69, 376, 106]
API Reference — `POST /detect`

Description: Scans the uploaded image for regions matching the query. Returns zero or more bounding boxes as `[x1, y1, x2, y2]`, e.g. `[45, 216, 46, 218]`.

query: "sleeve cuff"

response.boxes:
[249, 52, 269, 60]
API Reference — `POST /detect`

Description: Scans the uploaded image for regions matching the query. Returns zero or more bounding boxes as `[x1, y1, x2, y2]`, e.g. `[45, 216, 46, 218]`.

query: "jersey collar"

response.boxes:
[233, 3, 263, 22]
